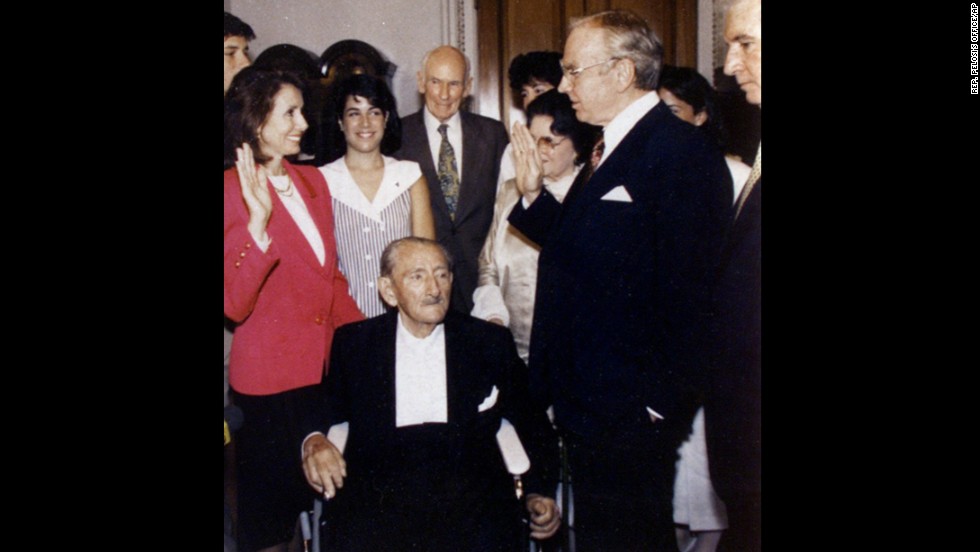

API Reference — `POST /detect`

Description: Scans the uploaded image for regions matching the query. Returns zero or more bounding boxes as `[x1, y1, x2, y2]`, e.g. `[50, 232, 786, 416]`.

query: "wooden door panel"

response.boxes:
[476, 0, 697, 123]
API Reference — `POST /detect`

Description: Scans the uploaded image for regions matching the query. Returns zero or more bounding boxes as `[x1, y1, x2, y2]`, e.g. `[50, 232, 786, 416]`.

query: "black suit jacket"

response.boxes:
[394, 110, 509, 313]
[308, 310, 558, 550]
[509, 100, 733, 446]
[704, 177, 761, 504]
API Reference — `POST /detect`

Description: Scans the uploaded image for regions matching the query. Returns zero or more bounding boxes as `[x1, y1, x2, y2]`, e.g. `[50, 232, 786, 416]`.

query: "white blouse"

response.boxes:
[266, 173, 325, 265]
[320, 156, 422, 317]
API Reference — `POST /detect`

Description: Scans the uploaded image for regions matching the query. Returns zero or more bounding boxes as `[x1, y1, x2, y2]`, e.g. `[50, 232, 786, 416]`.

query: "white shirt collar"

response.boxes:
[423, 107, 462, 134]
[597, 90, 660, 168]
[423, 108, 464, 181]
[396, 311, 445, 343]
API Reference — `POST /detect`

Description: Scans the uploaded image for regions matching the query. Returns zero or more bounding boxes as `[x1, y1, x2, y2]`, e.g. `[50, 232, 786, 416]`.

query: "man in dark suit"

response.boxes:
[704, 1, 762, 549]
[507, 10, 732, 551]
[301, 237, 560, 551]
[394, 46, 509, 314]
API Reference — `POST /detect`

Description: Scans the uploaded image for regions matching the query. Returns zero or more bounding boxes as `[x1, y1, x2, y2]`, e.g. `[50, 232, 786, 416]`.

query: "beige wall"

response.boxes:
[227, 0, 479, 117]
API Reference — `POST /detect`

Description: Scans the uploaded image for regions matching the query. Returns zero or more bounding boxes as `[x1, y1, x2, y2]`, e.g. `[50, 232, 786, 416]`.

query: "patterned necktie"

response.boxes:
[437, 123, 460, 219]
[734, 142, 761, 222]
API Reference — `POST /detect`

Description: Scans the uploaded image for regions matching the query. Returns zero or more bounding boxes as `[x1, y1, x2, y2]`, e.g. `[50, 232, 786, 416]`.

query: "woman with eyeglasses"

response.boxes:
[471, 90, 600, 362]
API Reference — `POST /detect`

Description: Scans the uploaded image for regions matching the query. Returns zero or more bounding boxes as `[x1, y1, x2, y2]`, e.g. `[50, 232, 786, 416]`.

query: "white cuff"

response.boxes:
[471, 285, 510, 326]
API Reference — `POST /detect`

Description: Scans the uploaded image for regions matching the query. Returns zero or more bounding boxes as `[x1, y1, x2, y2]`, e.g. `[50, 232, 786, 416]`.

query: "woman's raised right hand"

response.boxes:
[511, 122, 544, 203]
[236, 143, 272, 240]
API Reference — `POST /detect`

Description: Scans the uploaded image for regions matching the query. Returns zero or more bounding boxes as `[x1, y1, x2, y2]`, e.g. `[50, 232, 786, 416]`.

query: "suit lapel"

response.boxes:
[266, 162, 328, 276]
[379, 311, 399, 429]
[562, 104, 667, 223]
[408, 113, 438, 182]
[455, 112, 481, 225]
[290, 162, 335, 269]
[554, 165, 592, 224]
[443, 312, 477, 427]
[410, 111, 454, 226]
[443, 314, 461, 424]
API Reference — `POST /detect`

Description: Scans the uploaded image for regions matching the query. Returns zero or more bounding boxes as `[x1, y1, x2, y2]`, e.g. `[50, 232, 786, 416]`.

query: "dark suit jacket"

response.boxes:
[704, 177, 761, 509]
[306, 310, 558, 551]
[394, 109, 509, 314]
[508, 100, 733, 447]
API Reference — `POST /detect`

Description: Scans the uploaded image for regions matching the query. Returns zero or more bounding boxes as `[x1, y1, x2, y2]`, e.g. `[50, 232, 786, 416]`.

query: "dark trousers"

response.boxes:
[565, 427, 682, 552]
[716, 490, 761, 552]
[322, 423, 524, 551]
[232, 385, 322, 552]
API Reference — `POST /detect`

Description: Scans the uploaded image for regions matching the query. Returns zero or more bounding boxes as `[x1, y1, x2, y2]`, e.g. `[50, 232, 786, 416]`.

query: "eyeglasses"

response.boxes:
[536, 136, 568, 152]
[560, 58, 619, 80]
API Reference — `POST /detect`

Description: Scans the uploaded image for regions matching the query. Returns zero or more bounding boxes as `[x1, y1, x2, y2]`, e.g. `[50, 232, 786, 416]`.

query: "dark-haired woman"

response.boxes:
[472, 90, 599, 362]
[224, 66, 364, 552]
[251, 43, 324, 165]
[498, 51, 564, 189]
[319, 74, 434, 317]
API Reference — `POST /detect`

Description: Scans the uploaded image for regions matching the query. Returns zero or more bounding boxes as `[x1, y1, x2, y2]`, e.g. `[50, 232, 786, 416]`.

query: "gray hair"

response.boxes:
[379, 237, 454, 278]
[570, 10, 664, 90]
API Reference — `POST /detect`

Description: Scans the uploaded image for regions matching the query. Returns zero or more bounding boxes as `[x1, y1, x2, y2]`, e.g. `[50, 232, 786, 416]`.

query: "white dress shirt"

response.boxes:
[596, 90, 661, 168]
[394, 314, 449, 427]
[725, 155, 752, 202]
[301, 313, 451, 454]
[423, 108, 464, 182]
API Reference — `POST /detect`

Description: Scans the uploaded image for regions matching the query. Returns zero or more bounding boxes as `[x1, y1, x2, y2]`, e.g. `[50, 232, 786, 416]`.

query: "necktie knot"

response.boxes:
[438, 123, 449, 138]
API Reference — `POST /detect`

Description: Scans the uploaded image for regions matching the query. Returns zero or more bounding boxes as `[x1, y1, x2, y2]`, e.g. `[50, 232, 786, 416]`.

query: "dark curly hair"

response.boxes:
[223, 12, 255, 40]
[507, 51, 563, 107]
[324, 74, 402, 163]
[525, 90, 601, 166]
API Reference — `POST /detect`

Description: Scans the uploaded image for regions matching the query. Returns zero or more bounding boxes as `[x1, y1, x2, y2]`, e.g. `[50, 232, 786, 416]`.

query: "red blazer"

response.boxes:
[224, 160, 364, 396]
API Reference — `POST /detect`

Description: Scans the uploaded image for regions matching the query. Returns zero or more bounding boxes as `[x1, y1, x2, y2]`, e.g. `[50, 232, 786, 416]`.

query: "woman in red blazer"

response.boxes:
[224, 67, 363, 552]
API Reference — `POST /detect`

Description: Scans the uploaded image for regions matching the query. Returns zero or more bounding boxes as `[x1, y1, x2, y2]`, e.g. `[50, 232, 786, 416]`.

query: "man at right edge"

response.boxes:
[704, 0, 762, 550]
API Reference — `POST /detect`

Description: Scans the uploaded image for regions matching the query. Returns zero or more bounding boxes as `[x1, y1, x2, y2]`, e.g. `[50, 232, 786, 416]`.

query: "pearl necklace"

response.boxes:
[269, 174, 295, 197]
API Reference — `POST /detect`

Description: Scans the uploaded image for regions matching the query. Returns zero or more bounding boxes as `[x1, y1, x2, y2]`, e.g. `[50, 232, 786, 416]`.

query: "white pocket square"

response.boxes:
[477, 385, 499, 412]
[601, 185, 632, 202]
